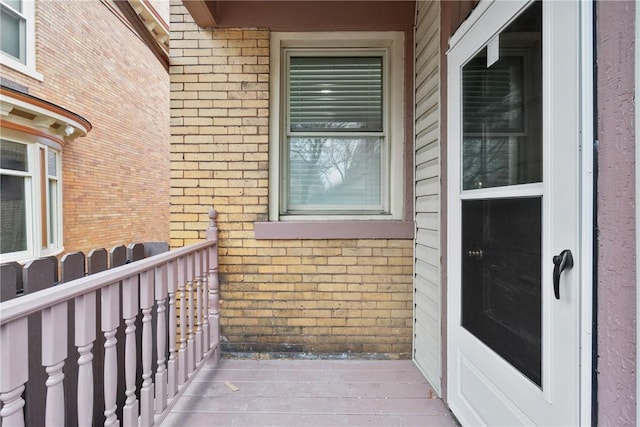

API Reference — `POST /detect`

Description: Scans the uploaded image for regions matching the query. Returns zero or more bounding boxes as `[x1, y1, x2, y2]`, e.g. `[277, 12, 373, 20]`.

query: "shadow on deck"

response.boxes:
[159, 358, 459, 426]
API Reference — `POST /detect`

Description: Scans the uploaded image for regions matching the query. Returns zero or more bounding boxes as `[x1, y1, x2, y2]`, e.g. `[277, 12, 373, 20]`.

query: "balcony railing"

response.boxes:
[0, 208, 221, 427]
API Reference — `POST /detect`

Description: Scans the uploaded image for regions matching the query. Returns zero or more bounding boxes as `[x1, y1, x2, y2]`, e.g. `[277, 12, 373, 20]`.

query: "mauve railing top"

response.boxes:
[0, 208, 221, 427]
[0, 214, 218, 325]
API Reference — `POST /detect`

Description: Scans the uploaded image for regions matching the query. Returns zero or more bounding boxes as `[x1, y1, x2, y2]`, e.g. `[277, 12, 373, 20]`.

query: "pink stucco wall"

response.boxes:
[596, 1, 636, 425]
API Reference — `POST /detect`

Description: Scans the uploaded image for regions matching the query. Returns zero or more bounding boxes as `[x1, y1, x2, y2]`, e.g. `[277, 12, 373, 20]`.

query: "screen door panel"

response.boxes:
[462, 197, 542, 386]
[460, 1, 543, 387]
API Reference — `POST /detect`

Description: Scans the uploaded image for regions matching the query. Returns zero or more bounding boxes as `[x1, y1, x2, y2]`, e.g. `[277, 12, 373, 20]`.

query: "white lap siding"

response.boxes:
[413, 0, 442, 395]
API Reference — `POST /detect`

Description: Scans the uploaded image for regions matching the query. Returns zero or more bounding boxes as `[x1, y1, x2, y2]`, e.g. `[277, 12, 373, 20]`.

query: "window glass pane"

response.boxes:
[288, 136, 381, 208]
[461, 1, 542, 190]
[463, 55, 525, 134]
[0, 139, 28, 171]
[0, 174, 27, 253]
[462, 197, 542, 386]
[47, 149, 58, 177]
[289, 56, 383, 132]
[0, 5, 25, 61]
[3, 0, 22, 13]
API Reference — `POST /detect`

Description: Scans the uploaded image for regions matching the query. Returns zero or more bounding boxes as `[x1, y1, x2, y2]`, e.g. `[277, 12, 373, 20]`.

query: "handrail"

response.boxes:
[0, 207, 221, 427]
[0, 238, 215, 325]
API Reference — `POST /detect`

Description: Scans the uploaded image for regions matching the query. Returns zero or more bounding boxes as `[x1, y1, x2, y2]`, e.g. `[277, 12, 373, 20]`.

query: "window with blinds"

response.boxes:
[284, 54, 387, 213]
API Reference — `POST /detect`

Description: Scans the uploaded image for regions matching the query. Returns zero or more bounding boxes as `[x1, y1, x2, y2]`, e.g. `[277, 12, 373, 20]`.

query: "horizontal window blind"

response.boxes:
[288, 136, 382, 208]
[289, 56, 383, 132]
[1, 139, 28, 171]
[462, 54, 524, 134]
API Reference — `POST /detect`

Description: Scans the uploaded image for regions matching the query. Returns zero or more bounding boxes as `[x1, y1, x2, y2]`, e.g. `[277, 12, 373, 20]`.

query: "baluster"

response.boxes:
[186, 253, 196, 375]
[201, 249, 210, 353]
[75, 292, 96, 427]
[167, 260, 178, 398]
[0, 318, 28, 427]
[177, 257, 187, 385]
[42, 302, 68, 426]
[154, 264, 168, 413]
[101, 282, 120, 427]
[194, 250, 203, 365]
[206, 208, 220, 354]
[208, 268, 220, 353]
[139, 270, 155, 427]
[121, 277, 139, 427]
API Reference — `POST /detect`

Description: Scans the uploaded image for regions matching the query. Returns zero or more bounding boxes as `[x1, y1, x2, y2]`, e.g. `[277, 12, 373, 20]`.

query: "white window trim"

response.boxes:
[0, 0, 43, 81]
[0, 131, 63, 264]
[269, 31, 405, 221]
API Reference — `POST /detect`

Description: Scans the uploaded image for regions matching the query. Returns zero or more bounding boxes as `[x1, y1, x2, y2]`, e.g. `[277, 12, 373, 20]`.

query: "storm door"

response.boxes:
[447, 1, 583, 425]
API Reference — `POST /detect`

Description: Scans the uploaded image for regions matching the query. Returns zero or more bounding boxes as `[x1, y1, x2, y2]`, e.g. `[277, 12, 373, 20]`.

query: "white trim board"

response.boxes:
[578, 2, 594, 426]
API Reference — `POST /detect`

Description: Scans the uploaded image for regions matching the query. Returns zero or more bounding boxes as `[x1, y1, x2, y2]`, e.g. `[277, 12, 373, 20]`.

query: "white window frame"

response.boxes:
[0, 132, 63, 263]
[269, 31, 405, 221]
[0, 0, 43, 81]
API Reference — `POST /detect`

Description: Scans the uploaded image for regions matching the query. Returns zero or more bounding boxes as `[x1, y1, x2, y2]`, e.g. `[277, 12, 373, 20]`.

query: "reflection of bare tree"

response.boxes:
[289, 136, 380, 206]
[290, 138, 323, 204]
[326, 139, 355, 182]
[291, 138, 357, 186]
[463, 137, 511, 190]
[462, 54, 528, 190]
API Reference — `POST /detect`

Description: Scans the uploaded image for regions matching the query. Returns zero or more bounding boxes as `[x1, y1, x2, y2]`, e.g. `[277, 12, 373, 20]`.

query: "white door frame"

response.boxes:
[578, 1, 594, 424]
[444, 0, 594, 424]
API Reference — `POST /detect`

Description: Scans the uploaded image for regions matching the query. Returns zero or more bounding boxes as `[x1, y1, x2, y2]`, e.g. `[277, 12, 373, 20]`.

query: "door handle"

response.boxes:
[466, 249, 483, 260]
[552, 249, 573, 300]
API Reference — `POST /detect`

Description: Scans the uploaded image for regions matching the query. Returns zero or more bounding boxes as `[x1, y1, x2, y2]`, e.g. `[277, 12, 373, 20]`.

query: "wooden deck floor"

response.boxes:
[159, 357, 459, 426]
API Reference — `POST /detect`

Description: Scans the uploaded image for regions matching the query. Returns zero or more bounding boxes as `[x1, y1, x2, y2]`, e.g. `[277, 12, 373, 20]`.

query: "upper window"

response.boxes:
[1, 0, 26, 62]
[270, 32, 405, 221]
[1, 0, 41, 79]
[1, 138, 62, 261]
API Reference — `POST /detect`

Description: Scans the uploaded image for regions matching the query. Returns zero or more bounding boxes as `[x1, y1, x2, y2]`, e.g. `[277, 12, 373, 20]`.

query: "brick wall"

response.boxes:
[1, 0, 170, 255]
[170, 2, 413, 356]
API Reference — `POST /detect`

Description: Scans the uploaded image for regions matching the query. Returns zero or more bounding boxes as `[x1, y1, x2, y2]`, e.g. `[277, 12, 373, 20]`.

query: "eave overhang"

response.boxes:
[182, 0, 415, 31]
[129, 0, 170, 53]
[183, 0, 219, 27]
[0, 86, 92, 146]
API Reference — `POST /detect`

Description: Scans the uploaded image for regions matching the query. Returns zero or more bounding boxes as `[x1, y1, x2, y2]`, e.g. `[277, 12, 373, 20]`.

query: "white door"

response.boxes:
[447, 1, 584, 425]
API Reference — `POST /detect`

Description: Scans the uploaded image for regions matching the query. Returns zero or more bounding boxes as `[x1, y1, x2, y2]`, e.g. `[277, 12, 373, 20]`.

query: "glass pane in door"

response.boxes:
[462, 1, 542, 190]
[460, 1, 543, 387]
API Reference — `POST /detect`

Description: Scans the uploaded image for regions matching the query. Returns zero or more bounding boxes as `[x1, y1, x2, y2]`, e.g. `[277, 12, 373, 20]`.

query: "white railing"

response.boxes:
[0, 209, 221, 427]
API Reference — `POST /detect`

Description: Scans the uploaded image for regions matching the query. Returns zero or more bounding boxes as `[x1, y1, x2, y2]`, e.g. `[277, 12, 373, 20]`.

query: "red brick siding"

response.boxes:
[1, 0, 170, 255]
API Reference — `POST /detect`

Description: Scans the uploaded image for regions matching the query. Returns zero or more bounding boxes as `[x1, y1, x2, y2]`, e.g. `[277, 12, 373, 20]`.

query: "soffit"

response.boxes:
[128, 0, 170, 53]
[182, 1, 416, 31]
[0, 86, 91, 146]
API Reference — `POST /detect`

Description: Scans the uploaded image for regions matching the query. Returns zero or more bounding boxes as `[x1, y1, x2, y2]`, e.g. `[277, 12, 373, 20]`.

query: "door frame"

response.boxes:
[443, 0, 594, 424]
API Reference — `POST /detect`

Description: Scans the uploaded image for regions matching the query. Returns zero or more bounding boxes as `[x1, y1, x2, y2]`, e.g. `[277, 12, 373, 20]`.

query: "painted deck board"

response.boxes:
[160, 358, 458, 426]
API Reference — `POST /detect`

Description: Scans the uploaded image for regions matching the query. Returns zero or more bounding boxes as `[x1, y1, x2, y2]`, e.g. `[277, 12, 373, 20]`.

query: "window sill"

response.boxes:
[0, 247, 63, 265]
[254, 220, 414, 240]
[1, 54, 43, 81]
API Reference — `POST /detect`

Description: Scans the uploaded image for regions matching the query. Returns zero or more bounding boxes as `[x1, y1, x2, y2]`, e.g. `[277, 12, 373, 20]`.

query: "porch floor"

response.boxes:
[159, 357, 458, 426]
